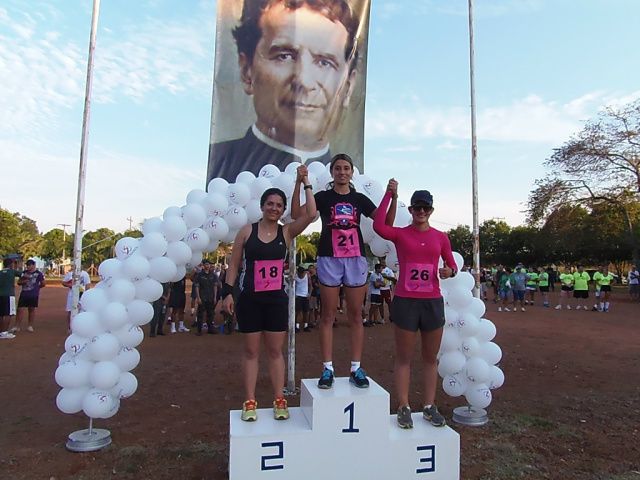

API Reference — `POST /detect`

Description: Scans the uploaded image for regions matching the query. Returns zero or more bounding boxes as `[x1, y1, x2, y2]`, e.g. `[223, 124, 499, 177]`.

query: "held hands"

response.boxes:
[439, 261, 455, 279]
[386, 178, 398, 196]
[297, 165, 309, 183]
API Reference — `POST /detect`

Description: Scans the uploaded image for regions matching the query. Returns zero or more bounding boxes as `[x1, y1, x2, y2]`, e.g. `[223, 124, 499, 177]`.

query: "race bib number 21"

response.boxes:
[332, 229, 360, 258]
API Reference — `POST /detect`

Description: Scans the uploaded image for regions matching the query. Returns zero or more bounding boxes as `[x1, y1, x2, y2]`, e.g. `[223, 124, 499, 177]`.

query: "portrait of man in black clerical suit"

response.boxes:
[207, 0, 369, 183]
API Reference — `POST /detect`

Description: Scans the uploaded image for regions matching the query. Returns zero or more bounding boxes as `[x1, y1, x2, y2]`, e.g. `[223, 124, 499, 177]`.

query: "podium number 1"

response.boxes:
[342, 402, 360, 433]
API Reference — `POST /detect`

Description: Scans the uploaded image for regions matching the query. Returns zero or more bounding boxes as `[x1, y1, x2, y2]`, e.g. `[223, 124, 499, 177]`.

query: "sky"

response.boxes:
[1, 0, 639, 236]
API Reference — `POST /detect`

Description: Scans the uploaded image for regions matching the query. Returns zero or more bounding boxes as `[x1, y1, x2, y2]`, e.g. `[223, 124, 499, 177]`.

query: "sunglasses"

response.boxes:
[410, 204, 432, 212]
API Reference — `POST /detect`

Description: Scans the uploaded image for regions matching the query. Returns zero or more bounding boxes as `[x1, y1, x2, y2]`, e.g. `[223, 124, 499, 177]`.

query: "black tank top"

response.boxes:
[239, 222, 287, 297]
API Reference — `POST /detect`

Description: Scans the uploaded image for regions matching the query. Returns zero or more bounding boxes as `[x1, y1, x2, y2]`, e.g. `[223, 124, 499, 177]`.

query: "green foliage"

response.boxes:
[82, 228, 117, 266]
[447, 225, 473, 265]
[0, 207, 42, 259]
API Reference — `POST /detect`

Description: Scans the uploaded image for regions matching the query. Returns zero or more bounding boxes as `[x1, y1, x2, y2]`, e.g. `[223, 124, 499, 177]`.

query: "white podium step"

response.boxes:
[229, 377, 460, 479]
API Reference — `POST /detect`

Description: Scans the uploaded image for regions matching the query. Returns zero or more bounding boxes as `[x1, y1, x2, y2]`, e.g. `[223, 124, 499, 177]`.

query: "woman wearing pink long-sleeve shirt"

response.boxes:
[374, 181, 457, 429]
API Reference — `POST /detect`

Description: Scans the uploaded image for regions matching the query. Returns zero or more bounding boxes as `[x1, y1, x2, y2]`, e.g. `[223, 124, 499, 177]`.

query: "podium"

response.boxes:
[229, 377, 460, 479]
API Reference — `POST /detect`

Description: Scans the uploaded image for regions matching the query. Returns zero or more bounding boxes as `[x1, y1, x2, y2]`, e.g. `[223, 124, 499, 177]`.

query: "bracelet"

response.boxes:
[392, 195, 398, 200]
[304, 184, 313, 190]
[221, 283, 234, 298]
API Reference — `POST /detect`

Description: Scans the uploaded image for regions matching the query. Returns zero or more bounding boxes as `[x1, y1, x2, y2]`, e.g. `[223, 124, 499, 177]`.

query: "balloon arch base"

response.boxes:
[66, 419, 112, 452]
[452, 405, 489, 426]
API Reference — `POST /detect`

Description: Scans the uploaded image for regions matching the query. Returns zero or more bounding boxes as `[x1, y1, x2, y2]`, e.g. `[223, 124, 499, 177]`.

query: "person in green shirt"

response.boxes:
[572, 265, 591, 310]
[498, 267, 513, 312]
[537, 267, 550, 307]
[555, 266, 574, 310]
[525, 265, 539, 306]
[597, 267, 615, 312]
[0, 258, 21, 339]
[591, 265, 604, 311]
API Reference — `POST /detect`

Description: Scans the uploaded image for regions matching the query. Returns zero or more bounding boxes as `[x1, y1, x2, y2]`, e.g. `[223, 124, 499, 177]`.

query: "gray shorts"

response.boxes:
[317, 256, 368, 288]
[390, 296, 445, 332]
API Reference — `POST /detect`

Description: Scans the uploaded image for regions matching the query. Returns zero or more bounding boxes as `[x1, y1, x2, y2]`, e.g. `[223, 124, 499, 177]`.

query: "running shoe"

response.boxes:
[317, 368, 335, 389]
[521, 308, 526, 312]
[27, 326, 34, 332]
[567, 305, 571, 310]
[349, 368, 370, 388]
[555, 305, 561, 310]
[576, 305, 581, 310]
[0, 331, 16, 339]
[178, 325, 190, 332]
[423, 405, 446, 427]
[498, 307, 502, 312]
[397, 406, 414, 429]
[592, 306, 598, 311]
[273, 397, 289, 420]
[504, 307, 510, 312]
[242, 399, 258, 422]
[9, 327, 19, 333]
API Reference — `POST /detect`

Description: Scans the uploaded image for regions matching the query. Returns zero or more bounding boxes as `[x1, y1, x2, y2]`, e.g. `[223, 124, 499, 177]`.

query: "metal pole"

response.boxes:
[71, 0, 101, 320]
[285, 238, 298, 395]
[468, 0, 481, 297]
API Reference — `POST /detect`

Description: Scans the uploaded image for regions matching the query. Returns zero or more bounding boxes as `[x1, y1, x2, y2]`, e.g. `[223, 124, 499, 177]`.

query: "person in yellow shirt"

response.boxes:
[555, 266, 574, 310]
[591, 265, 604, 311]
[597, 267, 615, 312]
[537, 267, 550, 307]
[572, 265, 591, 310]
[525, 265, 539, 306]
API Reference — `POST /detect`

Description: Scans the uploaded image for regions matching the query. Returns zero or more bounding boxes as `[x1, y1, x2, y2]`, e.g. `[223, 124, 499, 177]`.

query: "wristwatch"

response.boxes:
[450, 268, 457, 278]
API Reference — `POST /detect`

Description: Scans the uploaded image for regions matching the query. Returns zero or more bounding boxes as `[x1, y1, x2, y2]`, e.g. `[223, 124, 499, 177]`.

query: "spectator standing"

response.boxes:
[0, 258, 20, 339]
[556, 266, 574, 310]
[572, 265, 591, 310]
[511, 266, 528, 312]
[308, 264, 321, 326]
[149, 282, 170, 337]
[62, 268, 91, 330]
[13, 259, 46, 332]
[591, 266, 604, 311]
[628, 265, 639, 301]
[294, 266, 312, 332]
[367, 263, 385, 326]
[598, 267, 615, 312]
[167, 276, 189, 333]
[194, 259, 219, 335]
[379, 256, 396, 322]
[537, 267, 550, 307]
[493, 265, 505, 303]
[525, 265, 538, 306]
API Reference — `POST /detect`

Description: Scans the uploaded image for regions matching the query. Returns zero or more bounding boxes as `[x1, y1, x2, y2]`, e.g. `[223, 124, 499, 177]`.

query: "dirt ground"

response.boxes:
[0, 283, 639, 480]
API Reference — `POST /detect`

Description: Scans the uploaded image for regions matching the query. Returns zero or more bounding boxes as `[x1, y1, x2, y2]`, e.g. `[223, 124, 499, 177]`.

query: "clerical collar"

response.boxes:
[252, 124, 329, 163]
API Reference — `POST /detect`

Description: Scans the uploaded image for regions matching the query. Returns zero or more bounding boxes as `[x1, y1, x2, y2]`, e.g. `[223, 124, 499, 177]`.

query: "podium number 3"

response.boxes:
[342, 402, 360, 433]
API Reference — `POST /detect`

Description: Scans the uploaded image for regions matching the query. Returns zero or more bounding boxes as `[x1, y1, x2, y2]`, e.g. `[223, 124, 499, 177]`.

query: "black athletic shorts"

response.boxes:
[390, 296, 445, 332]
[236, 292, 288, 334]
[18, 295, 39, 308]
[295, 296, 310, 313]
[573, 289, 589, 299]
[167, 293, 186, 309]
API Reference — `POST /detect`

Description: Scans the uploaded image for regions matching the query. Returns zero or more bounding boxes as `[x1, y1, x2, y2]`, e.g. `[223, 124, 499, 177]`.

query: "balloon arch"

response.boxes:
[55, 162, 504, 420]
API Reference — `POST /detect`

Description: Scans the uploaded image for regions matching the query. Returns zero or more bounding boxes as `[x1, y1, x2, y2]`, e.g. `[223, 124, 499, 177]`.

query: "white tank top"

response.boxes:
[295, 273, 309, 297]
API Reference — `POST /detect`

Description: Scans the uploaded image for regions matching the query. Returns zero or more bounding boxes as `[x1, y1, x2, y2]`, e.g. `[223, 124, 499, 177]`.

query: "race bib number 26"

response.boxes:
[405, 263, 434, 293]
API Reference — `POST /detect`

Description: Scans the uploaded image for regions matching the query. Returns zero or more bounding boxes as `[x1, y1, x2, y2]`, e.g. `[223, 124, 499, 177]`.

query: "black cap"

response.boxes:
[202, 259, 211, 265]
[26, 259, 36, 266]
[410, 190, 433, 206]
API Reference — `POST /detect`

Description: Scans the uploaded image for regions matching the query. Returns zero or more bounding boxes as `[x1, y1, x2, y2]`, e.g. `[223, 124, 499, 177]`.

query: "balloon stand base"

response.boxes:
[283, 386, 300, 396]
[452, 406, 488, 426]
[66, 428, 112, 452]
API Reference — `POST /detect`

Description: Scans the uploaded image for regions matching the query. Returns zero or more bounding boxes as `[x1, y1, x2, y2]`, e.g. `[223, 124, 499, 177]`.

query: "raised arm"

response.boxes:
[285, 165, 317, 242]
[373, 181, 400, 241]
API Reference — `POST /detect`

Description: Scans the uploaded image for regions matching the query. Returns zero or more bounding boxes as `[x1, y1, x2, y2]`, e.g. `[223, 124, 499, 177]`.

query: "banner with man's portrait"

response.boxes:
[207, 0, 371, 184]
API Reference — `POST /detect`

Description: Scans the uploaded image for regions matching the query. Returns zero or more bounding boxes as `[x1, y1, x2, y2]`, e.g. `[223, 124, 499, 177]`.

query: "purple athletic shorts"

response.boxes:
[317, 256, 368, 288]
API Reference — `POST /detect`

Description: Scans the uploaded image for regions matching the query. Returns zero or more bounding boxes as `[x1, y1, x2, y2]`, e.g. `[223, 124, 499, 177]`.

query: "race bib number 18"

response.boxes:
[405, 263, 434, 293]
[332, 228, 360, 258]
[254, 259, 284, 292]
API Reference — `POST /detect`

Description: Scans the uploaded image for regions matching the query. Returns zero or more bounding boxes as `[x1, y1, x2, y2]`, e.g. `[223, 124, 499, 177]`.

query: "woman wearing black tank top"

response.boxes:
[222, 166, 316, 422]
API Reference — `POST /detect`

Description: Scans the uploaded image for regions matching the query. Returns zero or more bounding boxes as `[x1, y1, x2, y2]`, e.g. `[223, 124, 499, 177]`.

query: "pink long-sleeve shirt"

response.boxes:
[373, 191, 456, 299]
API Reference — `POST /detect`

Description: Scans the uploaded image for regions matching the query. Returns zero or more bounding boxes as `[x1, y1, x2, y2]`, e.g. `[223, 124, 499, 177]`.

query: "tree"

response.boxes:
[0, 207, 22, 255]
[82, 229, 116, 266]
[0, 208, 42, 259]
[295, 234, 317, 264]
[446, 225, 473, 265]
[527, 99, 640, 265]
[478, 220, 512, 266]
[41, 228, 74, 262]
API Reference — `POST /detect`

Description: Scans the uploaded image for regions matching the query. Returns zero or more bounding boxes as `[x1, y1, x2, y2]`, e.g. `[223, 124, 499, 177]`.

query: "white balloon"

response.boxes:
[184, 228, 210, 252]
[393, 203, 412, 227]
[465, 383, 492, 409]
[181, 203, 207, 229]
[464, 357, 491, 383]
[126, 299, 154, 326]
[110, 371, 138, 399]
[58, 352, 73, 366]
[476, 318, 497, 343]
[82, 389, 114, 418]
[142, 217, 163, 235]
[284, 161, 303, 177]
[170, 264, 187, 283]
[452, 252, 465, 271]
[250, 177, 273, 200]
[317, 170, 332, 189]
[89, 361, 122, 390]
[487, 366, 505, 390]
[101, 396, 120, 419]
[163, 205, 183, 219]
[439, 327, 462, 352]
[203, 216, 230, 242]
[437, 351, 467, 378]
[307, 161, 326, 177]
[245, 199, 263, 223]
[79, 289, 108, 313]
[148, 256, 178, 283]
[460, 336, 481, 358]
[139, 231, 168, 259]
[111, 323, 144, 348]
[112, 347, 140, 372]
[115, 237, 140, 260]
[272, 173, 296, 199]
[122, 255, 151, 282]
[166, 241, 193, 265]
[221, 229, 239, 244]
[56, 386, 91, 414]
[55, 359, 93, 388]
[478, 342, 503, 365]
[385, 250, 399, 272]
[100, 302, 129, 330]
[186, 188, 207, 205]
[98, 258, 122, 286]
[442, 373, 468, 397]
[108, 278, 136, 304]
[71, 312, 103, 339]
[207, 177, 229, 194]
[134, 278, 163, 302]
[89, 333, 121, 361]
[161, 216, 188, 242]
[458, 297, 486, 318]
[361, 179, 384, 204]
[360, 216, 375, 243]
[236, 170, 256, 184]
[456, 313, 480, 337]
[186, 251, 203, 270]
[458, 271, 475, 291]
[369, 235, 390, 258]
[227, 182, 252, 207]
[203, 238, 220, 254]
[447, 286, 474, 310]
[258, 164, 281, 180]
[64, 333, 91, 359]
[444, 305, 459, 328]
[223, 206, 248, 230]
[202, 191, 229, 217]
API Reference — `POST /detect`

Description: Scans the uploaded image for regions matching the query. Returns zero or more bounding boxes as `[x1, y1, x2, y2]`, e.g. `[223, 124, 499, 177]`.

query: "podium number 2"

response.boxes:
[342, 402, 360, 433]
[261, 441, 284, 471]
